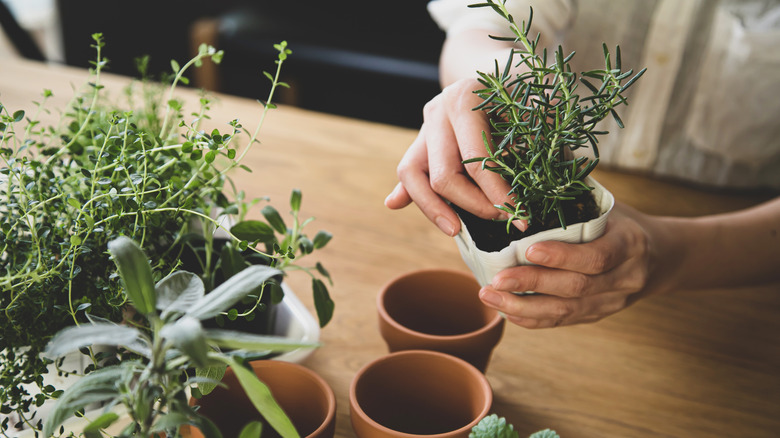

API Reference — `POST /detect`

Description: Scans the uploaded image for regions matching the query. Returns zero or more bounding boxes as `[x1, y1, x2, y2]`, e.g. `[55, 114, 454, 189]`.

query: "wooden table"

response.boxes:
[2, 56, 779, 437]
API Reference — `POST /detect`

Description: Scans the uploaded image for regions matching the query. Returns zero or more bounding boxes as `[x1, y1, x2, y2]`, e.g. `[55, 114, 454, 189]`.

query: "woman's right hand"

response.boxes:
[384, 78, 521, 236]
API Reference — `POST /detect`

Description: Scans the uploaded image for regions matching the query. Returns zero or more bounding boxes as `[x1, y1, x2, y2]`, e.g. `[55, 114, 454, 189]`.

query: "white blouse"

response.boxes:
[428, 0, 780, 190]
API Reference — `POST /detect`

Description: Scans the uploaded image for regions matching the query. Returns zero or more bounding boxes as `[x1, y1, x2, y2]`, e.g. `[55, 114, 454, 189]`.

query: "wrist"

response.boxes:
[638, 214, 694, 294]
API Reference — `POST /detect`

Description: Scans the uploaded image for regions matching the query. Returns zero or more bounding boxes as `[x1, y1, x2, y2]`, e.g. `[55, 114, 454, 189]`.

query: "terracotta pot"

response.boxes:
[183, 360, 336, 438]
[377, 269, 505, 373]
[350, 350, 492, 438]
[455, 176, 615, 287]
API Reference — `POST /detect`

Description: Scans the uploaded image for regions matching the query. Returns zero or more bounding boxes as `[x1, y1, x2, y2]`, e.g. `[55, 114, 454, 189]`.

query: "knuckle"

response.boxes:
[522, 272, 542, 293]
[541, 249, 566, 267]
[395, 161, 412, 180]
[462, 159, 486, 180]
[620, 268, 647, 292]
[552, 300, 575, 321]
[566, 273, 590, 297]
[422, 96, 442, 119]
[429, 174, 452, 194]
[585, 251, 611, 273]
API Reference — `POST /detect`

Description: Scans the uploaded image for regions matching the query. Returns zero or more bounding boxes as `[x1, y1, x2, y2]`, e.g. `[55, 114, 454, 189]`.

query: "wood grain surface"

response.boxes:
[2, 56, 778, 438]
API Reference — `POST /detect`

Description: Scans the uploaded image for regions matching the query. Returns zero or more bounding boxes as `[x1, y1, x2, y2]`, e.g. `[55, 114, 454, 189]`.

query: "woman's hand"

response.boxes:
[384, 78, 521, 236]
[477, 203, 680, 328]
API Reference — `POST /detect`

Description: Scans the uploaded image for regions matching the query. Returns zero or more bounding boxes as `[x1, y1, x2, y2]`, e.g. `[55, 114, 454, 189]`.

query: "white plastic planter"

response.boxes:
[273, 282, 321, 362]
[454, 177, 615, 288]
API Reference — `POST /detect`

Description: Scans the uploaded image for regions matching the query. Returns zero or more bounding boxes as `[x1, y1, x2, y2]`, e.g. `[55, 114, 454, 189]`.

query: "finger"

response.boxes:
[491, 252, 649, 298]
[479, 287, 577, 323]
[423, 97, 500, 220]
[395, 131, 461, 236]
[443, 82, 526, 230]
[451, 110, 514, 216]
[480, 287, 629, 328]
[492, 258, 645, 298]
[384, 182, 412, 209]
[492, 265, 594, 298]
[504, 315, 569, 329]
[525, 226, 632, 275]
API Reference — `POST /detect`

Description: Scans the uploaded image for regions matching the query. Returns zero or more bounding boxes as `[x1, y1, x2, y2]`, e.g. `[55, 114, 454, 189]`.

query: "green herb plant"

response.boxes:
[43, 236, 312, 438]
[1, 35, 333, 434]
[470, 414, 559, 438]
[465, 0, 645, 232]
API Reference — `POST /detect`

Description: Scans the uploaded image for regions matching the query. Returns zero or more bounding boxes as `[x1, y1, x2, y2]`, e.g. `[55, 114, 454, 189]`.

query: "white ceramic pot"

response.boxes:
[454, 177, 614, 288]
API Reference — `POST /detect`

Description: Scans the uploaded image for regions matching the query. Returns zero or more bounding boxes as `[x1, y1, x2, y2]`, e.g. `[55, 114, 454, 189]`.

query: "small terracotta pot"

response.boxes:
[349, 350, 492, 438]
[183, 360, 336, 438]
[377, 269, 505, 372]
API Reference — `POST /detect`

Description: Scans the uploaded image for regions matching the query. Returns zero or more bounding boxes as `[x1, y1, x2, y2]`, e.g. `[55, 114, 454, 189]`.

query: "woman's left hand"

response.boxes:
[477, 202, 677, 328]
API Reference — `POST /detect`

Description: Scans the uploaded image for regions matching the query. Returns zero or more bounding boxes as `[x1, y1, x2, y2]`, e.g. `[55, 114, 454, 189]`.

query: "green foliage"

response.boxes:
[470, 414, 560, 438]
[466, 1, 645, 230]
[0, 35, 333, 434]
[42, 236, 313, 438]
[470, 414, 519, 438]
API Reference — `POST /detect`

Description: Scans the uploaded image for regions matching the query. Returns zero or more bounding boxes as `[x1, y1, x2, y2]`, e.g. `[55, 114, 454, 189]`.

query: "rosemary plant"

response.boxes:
[1, 35, 333, 434]
[465, 0, 645, 232]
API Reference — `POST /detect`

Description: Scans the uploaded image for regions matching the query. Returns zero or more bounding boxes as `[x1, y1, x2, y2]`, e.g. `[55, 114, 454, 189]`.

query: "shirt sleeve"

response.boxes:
[427, 0, 576, 43]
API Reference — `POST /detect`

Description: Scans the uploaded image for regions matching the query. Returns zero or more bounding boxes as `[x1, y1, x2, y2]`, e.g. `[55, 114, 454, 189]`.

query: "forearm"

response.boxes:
[438, 28, 516, 88]
[652, 197, 780, 292]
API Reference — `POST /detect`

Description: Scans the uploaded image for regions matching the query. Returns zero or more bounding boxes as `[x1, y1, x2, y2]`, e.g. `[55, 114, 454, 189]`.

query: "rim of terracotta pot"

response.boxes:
[249, 360, 337, 438]
[185, 360, 336, 438]
[377, 268, 504, 343]
[349, 349, 493, 438]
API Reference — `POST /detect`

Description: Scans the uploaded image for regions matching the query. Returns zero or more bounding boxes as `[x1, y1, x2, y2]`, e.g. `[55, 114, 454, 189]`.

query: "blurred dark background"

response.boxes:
[22, 0, 446, 128]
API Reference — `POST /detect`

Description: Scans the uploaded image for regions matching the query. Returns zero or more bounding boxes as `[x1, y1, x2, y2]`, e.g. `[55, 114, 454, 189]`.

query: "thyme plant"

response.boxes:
[466, 1, 645, 231]
[1, 35, 333, 434]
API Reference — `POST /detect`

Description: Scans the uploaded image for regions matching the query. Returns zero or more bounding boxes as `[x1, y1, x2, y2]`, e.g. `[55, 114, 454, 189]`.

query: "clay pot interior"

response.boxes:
[186, 360, 336, 438]
[377, 269, 504, 372]
[350, 350, 492, 438]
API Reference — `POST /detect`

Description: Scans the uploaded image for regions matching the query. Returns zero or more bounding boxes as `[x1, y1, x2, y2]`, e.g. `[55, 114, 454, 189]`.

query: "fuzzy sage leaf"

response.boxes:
[222, 356, 299, 438]
[156, 271, 205, 319]
[204, 329, 318, 352]
[160, 316, 209, 368]
[42, 366, 125, 437]
[108, 236, 156, 316]
[44, 323, 142, 358]
[186, 264, 282, 320]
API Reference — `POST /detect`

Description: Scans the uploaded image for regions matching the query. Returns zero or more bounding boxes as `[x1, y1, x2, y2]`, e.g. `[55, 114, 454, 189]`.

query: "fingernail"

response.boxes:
[512, 219, 528, 232]
[479, 289, 503, 307]
[526, 245, 548, 264]
[384, 184, 400, 207]
[435, 216, 456, 236]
